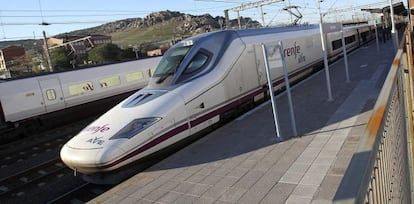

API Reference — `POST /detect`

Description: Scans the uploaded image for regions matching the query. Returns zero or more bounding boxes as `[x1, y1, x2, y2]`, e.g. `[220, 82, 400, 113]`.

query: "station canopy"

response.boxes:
[361, 2, 407, 16]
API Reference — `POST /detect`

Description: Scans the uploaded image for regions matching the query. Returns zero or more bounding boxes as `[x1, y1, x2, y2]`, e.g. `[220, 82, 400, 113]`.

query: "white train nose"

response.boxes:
[60, 144, 125, 174]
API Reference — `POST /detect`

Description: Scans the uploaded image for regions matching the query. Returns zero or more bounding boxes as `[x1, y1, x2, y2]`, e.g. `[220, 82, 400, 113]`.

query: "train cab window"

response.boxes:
[177, 50, 211, 83]
[46, 89, 56, 100]
[183, 51, 210, 74]
[154, 47, 189, 77]
[152, 46, 191, 86]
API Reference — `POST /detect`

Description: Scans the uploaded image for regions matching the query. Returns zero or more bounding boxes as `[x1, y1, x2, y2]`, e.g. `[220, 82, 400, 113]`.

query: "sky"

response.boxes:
[0, 0, 401, 41]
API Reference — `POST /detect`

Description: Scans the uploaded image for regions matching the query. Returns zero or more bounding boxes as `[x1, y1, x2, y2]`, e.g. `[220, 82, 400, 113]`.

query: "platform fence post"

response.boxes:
[318, 1, 333, 102]
[341, 24, 350, 83]
[278, 41, 298, 137]
[261, 43, 282, 140]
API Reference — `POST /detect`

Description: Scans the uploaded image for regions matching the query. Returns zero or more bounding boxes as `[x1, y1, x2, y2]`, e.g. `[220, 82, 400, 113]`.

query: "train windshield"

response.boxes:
[153, 46, 191, 85]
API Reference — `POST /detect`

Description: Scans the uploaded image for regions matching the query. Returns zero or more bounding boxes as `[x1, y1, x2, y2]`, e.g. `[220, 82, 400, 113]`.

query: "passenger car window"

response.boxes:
[69, 82, 94, 96]
[99, 75, 121, 88]
[126, 71, 144, 82]
[331, 39, 342, 50]
[46, 89, 56, 100]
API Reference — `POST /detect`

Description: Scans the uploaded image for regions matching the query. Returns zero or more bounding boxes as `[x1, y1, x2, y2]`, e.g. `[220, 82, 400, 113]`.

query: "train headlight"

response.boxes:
[110, 117, 161, 139]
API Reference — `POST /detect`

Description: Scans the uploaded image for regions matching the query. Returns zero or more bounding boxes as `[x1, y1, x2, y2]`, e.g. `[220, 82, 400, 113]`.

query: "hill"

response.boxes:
[62, 10, 261, 47]
[0, 10, 260, 51]
[0, 39, 41, 52]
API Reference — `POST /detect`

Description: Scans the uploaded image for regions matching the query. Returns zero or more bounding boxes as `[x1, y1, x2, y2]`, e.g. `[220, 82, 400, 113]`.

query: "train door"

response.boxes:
[254, 44, 283, 85]
[254, 44, 267, 86]
[223, 46, 260, 98]
[185, 94, 219, 135]
[38, 77, 66, 112]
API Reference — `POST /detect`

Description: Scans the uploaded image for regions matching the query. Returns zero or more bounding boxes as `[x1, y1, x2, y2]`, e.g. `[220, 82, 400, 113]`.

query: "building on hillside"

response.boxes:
[0, 45, 26, 78]
[147, 48, 163, 57]
[146, 43, 171, 57]
[48, 34, 112, 64]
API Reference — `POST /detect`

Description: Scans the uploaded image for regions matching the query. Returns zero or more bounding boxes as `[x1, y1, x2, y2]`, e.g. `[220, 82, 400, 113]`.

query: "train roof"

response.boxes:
[234, 25, 320, 37]
[343, 23, 371, 30]
[180, 24, 321, 49]
[2, 56, 161, 82]
[192, 23, 370, 42]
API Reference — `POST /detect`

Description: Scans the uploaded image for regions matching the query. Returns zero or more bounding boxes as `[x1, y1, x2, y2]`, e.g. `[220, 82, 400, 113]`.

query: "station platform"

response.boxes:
[89, 38, 396, 204]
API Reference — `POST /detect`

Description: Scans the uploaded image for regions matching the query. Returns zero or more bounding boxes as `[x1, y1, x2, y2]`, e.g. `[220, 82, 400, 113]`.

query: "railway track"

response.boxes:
[0, 138, 66, 168]
[0, 158, 68, 198]
[0, 118, 92, 169]
[0, 117, 104, 203]
[0, 83, 145, 203]
[46, 182, 113, 204]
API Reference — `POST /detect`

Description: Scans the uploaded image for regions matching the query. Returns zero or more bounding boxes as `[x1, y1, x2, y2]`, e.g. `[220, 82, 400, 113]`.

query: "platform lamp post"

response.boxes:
[317, 0, 333, 102]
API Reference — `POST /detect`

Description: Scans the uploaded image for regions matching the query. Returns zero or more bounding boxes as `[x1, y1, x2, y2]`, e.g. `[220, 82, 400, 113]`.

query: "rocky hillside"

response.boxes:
[0, 10, 261, 50]
[67, 10, 261, 36]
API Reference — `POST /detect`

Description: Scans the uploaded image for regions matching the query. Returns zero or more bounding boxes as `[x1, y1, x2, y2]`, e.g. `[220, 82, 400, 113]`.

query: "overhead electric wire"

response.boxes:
[0, 0, 400, 41]
[0, 12, 5, 39]
[38, 0, 45, 23]
[194, 0, 247, 4]
[0, 9, 152, 13]
[0, 1, 392, 26]
[0, 6, 233, 15]
[0, 35, 44, 40]
[323, 1, 400, 14]
[326, 0, 340, 12]
[0, 13, 153, 18]
[0, 4, 242, 28]
[0, 20, 116, 26]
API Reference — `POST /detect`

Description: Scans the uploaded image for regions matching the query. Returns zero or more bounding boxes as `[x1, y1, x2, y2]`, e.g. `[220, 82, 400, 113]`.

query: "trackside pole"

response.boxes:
[341, 24, 350, 83]
[278, 41, 298, 137]
[261, 43, 282, 140]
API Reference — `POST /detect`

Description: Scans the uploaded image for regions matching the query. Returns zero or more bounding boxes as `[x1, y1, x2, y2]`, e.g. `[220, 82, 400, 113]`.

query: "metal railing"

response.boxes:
[333, 27, 414, 204]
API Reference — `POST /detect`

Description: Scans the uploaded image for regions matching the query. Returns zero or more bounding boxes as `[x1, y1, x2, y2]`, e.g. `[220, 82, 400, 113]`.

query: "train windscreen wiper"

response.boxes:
[156, 69, 175, 84]
[156, 58, 183, 84]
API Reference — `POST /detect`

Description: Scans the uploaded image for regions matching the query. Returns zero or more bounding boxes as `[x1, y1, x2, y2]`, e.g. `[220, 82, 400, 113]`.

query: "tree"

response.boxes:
[88, 43, 122, 64]
[139, 42, 158, 56]
[50, 47, 71, 71]
[31, 57, 43, 73]
[120, 47, 137, 60]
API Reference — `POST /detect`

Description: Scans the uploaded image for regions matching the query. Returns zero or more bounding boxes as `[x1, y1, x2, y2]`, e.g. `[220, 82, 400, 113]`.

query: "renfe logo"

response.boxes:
[283, 41, 306, 64]
[83, 124, 110, 134]
[283, 42, 300, 59]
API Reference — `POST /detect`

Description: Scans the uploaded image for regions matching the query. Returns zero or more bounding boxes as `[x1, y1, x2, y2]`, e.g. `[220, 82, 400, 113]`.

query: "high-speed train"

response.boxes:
[61, 24, 376, 174]
[0, 57, 160, 131]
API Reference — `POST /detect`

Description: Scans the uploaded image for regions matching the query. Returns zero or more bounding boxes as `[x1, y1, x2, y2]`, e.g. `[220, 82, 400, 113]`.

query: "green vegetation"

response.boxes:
[50, 47, 72, 71]
[111, 21, 187, 47]
[31, 58, 43, 73]
[88, 43, 123, 64]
